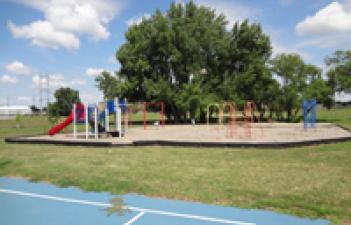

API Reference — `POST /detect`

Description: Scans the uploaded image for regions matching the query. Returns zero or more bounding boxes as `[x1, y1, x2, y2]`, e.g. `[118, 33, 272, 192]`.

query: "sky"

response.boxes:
[1, 0, 351, 106]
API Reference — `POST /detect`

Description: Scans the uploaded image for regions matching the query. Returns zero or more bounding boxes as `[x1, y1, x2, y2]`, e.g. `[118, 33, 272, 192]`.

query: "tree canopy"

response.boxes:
[49, 87, 81, 117]
[96, 1, 342, 122]
[270, 53, 333, 120]
[325, 50, 351, 93]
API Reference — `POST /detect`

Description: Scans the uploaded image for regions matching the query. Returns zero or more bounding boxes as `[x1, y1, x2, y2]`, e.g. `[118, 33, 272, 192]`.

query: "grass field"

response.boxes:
[0, 108, 350, 225]
[317, 107, 351, 129]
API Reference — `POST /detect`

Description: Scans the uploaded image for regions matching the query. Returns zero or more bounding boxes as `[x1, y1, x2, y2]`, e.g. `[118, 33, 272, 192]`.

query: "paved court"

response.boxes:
[0, 177, 329, 225]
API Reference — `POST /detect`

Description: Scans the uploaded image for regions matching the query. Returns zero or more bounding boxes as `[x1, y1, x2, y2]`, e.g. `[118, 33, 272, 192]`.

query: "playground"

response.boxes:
[6, 98, 351, 147]
[1, 108, 351, 225]
[7, 123, 351, 147]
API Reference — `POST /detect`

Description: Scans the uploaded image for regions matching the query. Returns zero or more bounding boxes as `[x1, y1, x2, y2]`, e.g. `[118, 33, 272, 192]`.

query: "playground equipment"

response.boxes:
[303, 98, 316, 130]
[48, 98, 129, 139]
[143, 102, 165, 129]
[243, 101, 255, 138]
[206, 101, 262, 138]
[222, 102, 236, 138]
[206, 102, 236, 137]
[47, 103, 86, 136]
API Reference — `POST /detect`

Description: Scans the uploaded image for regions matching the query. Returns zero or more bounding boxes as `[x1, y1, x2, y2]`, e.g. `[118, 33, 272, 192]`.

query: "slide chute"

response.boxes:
[48, 104, 85, 136]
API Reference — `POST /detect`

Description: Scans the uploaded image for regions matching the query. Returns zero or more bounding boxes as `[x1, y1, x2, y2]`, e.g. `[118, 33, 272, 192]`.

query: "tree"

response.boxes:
[96, 1, 275, 122]
[325, 50, 351, 93]
[95, 71, 123, 99]
[226, 20, 276, 118]
[270, 53, 333, 120]
[15, 113, 22, 129]
[47, 102, 60, 125]
[49, 87, 81, 116]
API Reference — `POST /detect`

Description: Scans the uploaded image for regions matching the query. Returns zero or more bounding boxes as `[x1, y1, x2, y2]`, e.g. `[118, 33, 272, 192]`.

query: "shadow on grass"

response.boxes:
[0, 159, 13, 169]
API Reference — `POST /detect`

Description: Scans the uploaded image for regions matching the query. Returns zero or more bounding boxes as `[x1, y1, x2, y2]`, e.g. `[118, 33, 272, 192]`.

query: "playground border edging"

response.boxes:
[5, 135, 351, 148]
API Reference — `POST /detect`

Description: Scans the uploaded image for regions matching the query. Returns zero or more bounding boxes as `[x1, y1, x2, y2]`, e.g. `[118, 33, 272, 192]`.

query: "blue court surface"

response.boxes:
[0, 177, 329, 225]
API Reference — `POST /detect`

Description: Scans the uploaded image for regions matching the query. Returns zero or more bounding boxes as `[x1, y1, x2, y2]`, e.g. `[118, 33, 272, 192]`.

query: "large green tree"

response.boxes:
[97, 1, 276, 122]
[325, 50, 351, 93]
[270, 53, 333, 120]
[49, 87, 81, 116]
[226, 20, 278, 118]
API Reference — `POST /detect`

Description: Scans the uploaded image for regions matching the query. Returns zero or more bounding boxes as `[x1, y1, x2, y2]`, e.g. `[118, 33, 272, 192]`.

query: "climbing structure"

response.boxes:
[243, 101, 255, 138]
[303, 98, 316, 130]
[222, 102, 236, 138]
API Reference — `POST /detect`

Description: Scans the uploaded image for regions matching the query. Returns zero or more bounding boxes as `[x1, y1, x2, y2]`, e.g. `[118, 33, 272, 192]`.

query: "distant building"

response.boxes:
[335, 92, 351, 107]
[0, 105, 32, 118]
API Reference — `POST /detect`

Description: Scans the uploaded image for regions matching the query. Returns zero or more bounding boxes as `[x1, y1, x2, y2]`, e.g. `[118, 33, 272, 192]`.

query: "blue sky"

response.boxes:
[1, 0, 351, 106]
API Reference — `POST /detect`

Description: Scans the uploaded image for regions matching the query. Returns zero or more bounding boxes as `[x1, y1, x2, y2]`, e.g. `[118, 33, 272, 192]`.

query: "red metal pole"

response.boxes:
[143, 102, 147, 130]
[161, 102, 165, 127]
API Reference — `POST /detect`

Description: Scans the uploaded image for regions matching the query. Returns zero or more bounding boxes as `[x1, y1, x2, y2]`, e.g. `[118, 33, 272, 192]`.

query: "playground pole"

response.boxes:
[105, 104, 109, 132]
[124, 98, 128, 133]
[94, 105, 98, 139]
[303, 99, 308, 130]
[73, 104, 76, 139]
[115, 97, 119, 131]
[219, 106, 223, 129]
[85, 104, 88, 139]
[117, 107, 122, 138]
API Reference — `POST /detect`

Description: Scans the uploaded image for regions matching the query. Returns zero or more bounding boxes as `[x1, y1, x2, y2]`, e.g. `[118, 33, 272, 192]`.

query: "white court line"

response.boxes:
[123, 212, 144, 225]
[0, 188, 256, 225]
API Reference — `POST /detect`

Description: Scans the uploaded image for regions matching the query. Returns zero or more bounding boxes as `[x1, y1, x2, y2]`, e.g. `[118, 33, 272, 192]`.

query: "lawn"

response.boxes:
[0, 107, 350, 225]
[317, 107, 351, 129]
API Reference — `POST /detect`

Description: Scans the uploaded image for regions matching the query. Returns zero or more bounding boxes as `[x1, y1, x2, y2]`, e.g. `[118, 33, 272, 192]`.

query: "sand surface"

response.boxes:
[21, 123, 351, 144]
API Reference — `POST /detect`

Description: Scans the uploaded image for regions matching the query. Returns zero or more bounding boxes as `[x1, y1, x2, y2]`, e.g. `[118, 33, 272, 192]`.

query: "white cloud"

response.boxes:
[8, 21, 80, 50]
[86, 68, 104, 76]
[295, 1, 351, 48]
[194, 0, 257, 28]
[5, 61, 32, 75]
[9, 0, 123, 50]
[296, 1, 351, 35]
[126, 13, 151, 26]
[0, 75, 18, 84]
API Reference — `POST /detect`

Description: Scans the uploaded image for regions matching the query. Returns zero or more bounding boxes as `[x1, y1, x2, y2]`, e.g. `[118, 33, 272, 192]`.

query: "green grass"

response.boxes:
[317, 107, 351, 129]
[0, 108, 351, 225]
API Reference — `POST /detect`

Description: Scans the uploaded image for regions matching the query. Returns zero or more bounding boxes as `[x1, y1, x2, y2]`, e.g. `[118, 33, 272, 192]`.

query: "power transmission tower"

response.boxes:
[38, 74, 50, 113]
[45, 74, 50, 109]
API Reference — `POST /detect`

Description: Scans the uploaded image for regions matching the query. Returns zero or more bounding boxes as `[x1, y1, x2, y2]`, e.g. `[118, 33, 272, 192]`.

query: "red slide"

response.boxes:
[48, 113, 74, 136]
[48, 104, 85, 136]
